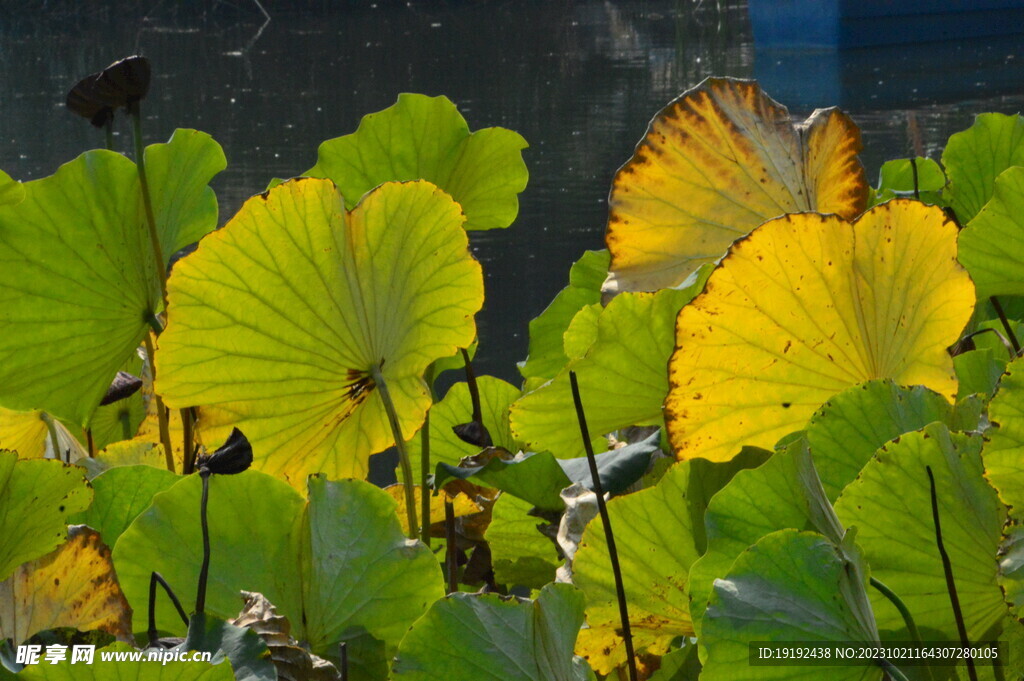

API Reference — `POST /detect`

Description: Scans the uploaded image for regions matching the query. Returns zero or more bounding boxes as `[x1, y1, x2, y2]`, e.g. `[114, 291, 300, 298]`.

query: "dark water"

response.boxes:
[2, 1, 1023, 385]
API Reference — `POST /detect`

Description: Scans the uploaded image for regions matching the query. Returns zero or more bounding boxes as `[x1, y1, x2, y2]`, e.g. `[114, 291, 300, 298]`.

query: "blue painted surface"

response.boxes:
[750, 0, 1024, 47]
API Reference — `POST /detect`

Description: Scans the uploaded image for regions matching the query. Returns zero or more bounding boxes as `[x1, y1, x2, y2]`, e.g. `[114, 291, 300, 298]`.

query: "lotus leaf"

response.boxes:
[604, 77, 866, 292]
[157, 178, 483, 485]
[667, 200, 974, 463]
[307, 93, 528, 231]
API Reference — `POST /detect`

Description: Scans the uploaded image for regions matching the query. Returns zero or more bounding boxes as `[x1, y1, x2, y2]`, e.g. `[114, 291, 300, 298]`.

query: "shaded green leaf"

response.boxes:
[69, 465, 179, 546]
[835, 424, 1006, 641]
[182, 612, 276, 681]
[485, 493, 559, 589]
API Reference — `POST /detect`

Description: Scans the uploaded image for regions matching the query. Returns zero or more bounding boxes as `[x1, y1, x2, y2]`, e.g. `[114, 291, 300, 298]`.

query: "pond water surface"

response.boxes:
[2, 1, 1023, 386]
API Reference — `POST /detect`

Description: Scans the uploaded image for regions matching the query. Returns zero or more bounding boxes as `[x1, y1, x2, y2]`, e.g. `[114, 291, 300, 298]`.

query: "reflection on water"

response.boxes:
[1, 1, 1022, 384]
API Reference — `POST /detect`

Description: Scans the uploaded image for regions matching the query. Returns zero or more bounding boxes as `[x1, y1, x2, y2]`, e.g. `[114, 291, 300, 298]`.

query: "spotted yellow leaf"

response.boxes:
[666, 199, 974, 462]
[0, 526, 132, 645]
[605, 77, 867, 293]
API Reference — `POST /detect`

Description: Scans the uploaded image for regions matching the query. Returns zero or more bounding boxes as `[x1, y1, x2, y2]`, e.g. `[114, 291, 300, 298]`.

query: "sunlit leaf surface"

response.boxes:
[959, 166, 1024, 299]
[157, 178, 483, 485]
[943, 112, 1024, 223]
[982, 355, 1024, 521]
[666, 200, 974, 463]
[605, 76, 867, 292]
[307, 93, 528, 231]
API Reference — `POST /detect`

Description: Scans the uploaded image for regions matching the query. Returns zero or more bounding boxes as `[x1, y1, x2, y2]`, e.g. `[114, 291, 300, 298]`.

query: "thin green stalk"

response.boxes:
[910, 157, 920, 201]
[990, 296, 1021, 356]
[41, 413, 62, 462]
[181, 408, 196, 474]
[339, 642, 348, 681]
[461, 348, 482, 423]
[143, 332, 175, 473]
[927, 465, 978, 681]
[86, 428, 95, 458]
[195, 471, 211, 615]
[371, 363, 418, 539]
[870, 577, 933, 681]
[444, 499, 458, 594]
[421, 365, 435, 546]
[569, 371, 638, 681]
[130, 108, 168, 312]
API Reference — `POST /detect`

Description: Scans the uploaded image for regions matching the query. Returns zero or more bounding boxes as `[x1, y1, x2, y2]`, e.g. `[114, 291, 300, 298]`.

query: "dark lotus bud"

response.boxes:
[66, 73, 114, 128]
[452, 420, 492, 448]
[197, 428, 252, 475]
[94, 55, 151, 111]
[99, 371, 144, 405]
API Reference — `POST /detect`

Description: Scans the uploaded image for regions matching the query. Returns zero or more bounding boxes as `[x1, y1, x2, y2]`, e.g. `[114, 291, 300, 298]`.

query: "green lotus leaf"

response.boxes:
[999, 524, 1024, 620]
[391, 583, 590, 681]
[870, 157, 946, 206]
[114, 471, 443, 674]
[943, 113, 1024, 223]
[434, 431, 660, 511]
[511, 268, 711, 459]
[701, 529, 881, 681]
[572, 448, 767, 674]
[0, 128, 225, 428]
[835, 424, 1006, 641]
[959, 166, 1024, 299]
[0, 171, 23, 206]
[307, 93, 528, 231]
[157, 178, 483, 486]
[16, 642, 234, 680]
[647, 645, 700, 681]
[982, 355, 1024, 520]
[69, 465, 179, 546]
[519, 250, 610, 381]
[182, 612, 276, 681]
[406, 376, 522, 481]
[485, 493, 559, 589]
[955, 348, 1008, 401]
[805, 380, 953, 500]
[0, 151, 158, 426]
[144, 128, 226, 257]
[688, 440, 841, 634]
[0, 453, 92, 581]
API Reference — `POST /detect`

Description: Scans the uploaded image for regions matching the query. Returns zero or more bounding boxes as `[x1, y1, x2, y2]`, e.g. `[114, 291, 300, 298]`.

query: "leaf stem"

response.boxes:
[990, 297, 1021, 356]
[461, 348, 482, 424]
[910, 157, 920, 201]
[569, 370, 638, 681]
[370, 363, 418, 539]
[143, 332, 175, 473]
[148, 571, 189, 646]
[421, 364, 436, 546]
[181, 408, 196, 475]
[339, 642, 348, 681]
[195, 471, 211, 616]
[120, 411, 133, 441]
[870, 576, 934, 681]
[41, 413, 62, 462]
[444, 498, 458, 594]
[86, 428, 95, 458]
[926, 465, 978, 681]
[130, 108, 168, 313]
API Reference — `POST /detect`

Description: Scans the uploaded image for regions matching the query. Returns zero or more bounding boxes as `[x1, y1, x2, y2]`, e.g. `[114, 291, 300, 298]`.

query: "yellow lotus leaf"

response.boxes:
[666, 199, 974, 461]
[0, 408, 85, 461]
[0, 525, 132, 644]
[384, 485, 482, 537]
[157, 178, 482, 488]
[605, 77, 867, 293]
